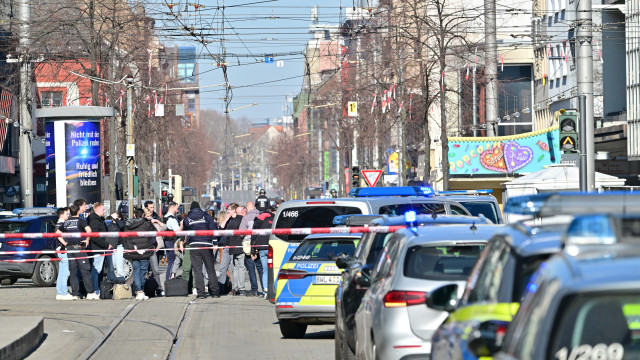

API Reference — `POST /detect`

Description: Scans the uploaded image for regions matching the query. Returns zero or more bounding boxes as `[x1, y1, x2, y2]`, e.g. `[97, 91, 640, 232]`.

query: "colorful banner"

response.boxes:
[45, 122, 56, 207]
[65, 121, 101, 204]
[388, 152, 399, 175]
[448, 125, 559, 175]
[324, 151, 330, 181]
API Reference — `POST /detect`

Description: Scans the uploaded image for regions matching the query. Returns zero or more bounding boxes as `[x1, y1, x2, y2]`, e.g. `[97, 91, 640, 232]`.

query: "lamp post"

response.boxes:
[126, 75, 135, 219]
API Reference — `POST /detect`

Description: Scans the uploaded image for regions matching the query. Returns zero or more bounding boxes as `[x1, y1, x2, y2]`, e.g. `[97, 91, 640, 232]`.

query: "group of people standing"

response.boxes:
[53, 191, 278, 301]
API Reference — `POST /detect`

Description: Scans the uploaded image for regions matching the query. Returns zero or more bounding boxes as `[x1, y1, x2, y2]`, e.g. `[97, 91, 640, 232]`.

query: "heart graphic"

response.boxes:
[479, 142, 508, 173]
[504, 141, 533, 173]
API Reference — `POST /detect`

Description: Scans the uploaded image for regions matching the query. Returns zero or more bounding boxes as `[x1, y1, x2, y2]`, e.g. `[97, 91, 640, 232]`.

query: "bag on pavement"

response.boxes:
[165, 277, 189, 297]
[144, 275, 159, 298]
[113, 283, 133, 299]
[100, 280, 115, 299]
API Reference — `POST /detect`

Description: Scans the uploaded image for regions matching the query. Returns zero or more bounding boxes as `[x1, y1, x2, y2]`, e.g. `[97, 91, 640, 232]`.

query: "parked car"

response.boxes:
[354, 223, 500, 360]
[490, 243, 640, 360]
[334, 213, 493, 360]
[275, 233, 361, 338]
[0, 215, 59, 286]
[436, 190, 504, 224]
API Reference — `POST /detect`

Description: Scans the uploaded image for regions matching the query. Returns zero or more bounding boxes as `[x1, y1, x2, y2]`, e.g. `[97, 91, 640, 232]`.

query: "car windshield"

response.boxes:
[404, 244, 485, 281]
[378, 202, 446, 216]
[275, 206, 362, 242]
[456, 201, 499, 224]
[290, 239, 358, 262]
[548, 293, 640, 360]
[0, 222, 29, 233]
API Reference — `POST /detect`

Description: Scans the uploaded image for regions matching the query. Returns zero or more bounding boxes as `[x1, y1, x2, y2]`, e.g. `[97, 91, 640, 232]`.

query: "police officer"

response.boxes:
[255, 189, 269, 212]
[330, 189, 337, 198]
[182, 201, 220, 298]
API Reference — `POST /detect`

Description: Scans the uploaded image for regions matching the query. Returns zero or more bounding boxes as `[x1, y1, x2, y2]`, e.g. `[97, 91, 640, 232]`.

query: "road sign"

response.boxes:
[348, 101, 358, 117]
[361, 169, 383, 187]
[265, 54, 274, 63]
[126, 144, 135, 157]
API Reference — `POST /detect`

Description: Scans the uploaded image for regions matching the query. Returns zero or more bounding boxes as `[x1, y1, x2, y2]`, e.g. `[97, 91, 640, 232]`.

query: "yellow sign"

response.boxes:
[348, 101, 358, 117]
[562, 137, 574, 145]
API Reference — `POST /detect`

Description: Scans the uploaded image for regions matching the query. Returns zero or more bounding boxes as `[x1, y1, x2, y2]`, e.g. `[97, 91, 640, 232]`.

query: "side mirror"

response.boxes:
[336, 255, 351, 269]
[354, 268, 371, 288]
[426, 284, 459, 312]
[467, 320, 509, 358]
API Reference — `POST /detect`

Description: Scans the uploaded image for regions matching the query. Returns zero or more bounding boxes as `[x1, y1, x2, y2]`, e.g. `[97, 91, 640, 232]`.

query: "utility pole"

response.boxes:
[18, 0, 33, 207]
[484, 0, 498, 137]
[126, 76, 134, 219]
[576, 0, 595, 191]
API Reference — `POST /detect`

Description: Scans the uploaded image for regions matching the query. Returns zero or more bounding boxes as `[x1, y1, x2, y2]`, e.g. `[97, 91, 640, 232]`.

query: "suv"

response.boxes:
[0, 215, 59, 286]
[335, 214, 493, 360]
[491, 244, 640, 360]
[354, 223, 500, 360]
[436, 190, 503, 224]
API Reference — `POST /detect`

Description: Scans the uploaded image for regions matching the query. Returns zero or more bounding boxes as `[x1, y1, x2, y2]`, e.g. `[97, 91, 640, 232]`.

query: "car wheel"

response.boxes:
[32, 257, 57, 287]
[0, 277, 18, 286]
[123, 259, 133, 280]
[279, 320, 307, 338]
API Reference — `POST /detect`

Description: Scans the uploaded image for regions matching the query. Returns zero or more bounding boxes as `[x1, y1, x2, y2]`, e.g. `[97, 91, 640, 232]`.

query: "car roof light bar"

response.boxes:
[504, 192, 640, 217]
[437, 190, 493, 195]
[349, 186, 435, 197]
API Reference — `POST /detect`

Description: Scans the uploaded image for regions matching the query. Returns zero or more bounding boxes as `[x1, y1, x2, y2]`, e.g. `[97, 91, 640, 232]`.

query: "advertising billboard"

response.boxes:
[64, 122, 101, 204]
[448, 125, 560, 175]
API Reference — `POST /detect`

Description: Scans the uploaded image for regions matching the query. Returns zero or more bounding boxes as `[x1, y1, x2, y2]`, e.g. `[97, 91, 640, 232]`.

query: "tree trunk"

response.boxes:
[440, 58, 450, 190]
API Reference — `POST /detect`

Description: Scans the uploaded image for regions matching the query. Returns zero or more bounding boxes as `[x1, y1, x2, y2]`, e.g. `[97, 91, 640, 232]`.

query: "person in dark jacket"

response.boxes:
[124, 208, 156, 300]
[182, 201, 219, 298]
[255, 189, 270, 212]
[87, 202, 114, 294]
[251, 207, 275, 297]
[226, 203, 245, 295]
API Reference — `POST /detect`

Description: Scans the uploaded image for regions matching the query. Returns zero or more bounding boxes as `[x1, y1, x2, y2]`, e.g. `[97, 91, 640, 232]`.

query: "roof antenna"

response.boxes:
[470, 221, 477, 231]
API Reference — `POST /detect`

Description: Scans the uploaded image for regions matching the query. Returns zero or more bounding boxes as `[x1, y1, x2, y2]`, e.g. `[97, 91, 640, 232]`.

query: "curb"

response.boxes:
[0, 316, 44, 360]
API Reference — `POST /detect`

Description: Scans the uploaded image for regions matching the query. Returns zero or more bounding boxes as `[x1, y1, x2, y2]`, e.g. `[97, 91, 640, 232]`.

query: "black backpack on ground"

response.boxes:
[100, 280, 115, 299]
[144, 275, 159, 298]
[165, 277, 189, 296]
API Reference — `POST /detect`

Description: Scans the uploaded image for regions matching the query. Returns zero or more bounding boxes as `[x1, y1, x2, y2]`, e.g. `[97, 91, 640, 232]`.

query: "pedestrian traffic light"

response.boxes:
[558, 110, 579, 153]
[161, 190, 168, 203]
[352, 166, 360, 188]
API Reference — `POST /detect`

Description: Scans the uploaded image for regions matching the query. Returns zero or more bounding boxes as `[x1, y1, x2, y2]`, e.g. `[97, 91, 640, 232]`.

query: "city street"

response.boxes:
[0, 276, 334, 360]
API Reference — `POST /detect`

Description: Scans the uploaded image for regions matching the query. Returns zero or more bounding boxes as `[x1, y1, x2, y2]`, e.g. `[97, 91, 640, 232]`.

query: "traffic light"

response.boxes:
[161, 190, 168, 203]
[352, 166, 360, 188]
[558, 109, 579, 153]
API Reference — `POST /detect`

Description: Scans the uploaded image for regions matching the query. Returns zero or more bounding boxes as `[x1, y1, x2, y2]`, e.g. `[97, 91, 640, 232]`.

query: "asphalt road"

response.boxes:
[0, 271, 334, 360]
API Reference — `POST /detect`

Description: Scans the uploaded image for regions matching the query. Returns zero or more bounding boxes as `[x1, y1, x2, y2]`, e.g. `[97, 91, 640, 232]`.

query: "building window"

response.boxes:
[187, 98, 196, 113]
[177, 63, 195, 83]
[41, 91, 63, 107]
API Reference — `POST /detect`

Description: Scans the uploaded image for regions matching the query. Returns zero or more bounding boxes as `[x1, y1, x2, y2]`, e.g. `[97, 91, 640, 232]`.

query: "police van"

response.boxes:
[266, 186, 473, 302]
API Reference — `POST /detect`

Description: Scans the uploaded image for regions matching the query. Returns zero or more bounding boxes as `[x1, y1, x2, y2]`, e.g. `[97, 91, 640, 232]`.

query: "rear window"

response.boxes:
[378, 203, 446, 216]
[366, 233, 395, 266]
[457, 201, 500, 224]
[290, 239, 358, 262]
[0, 222, 29, 233]
[275, 206, 362, 241]
[404, 244, 484, 281]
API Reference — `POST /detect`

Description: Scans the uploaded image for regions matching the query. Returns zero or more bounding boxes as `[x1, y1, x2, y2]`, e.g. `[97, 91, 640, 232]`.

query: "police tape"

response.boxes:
[0, 225, 406, 260]
[0, 225, 405, 240]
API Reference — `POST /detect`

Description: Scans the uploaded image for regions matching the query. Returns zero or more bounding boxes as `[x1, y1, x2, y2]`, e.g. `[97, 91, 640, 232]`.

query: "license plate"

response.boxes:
[315, 275, 340, 285]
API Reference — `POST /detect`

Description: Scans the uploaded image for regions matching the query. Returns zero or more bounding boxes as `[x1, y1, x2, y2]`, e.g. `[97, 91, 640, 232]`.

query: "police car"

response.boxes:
[491, 245, 640, 359]
[436, 190, 504, 224]
[428, 192, 640, 360]
[275, 233, 361, 338]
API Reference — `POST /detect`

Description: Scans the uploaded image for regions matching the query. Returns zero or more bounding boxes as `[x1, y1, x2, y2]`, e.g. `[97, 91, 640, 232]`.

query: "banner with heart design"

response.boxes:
[447, 125, 560, 175]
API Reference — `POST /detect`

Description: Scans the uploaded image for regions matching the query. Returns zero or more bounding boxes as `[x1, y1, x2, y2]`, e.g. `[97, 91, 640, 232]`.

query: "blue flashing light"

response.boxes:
[438, 189, 493, 195]
[526, 282, 538, 294]
[504, 194, 554, 215]
[333, 215, 351, 225]
[350, 186, 435, 197]
[405, 210, 417, 223]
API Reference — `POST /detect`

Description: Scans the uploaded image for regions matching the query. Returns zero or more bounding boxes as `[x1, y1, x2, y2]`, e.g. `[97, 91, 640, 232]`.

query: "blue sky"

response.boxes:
[161, 0, 345, 123]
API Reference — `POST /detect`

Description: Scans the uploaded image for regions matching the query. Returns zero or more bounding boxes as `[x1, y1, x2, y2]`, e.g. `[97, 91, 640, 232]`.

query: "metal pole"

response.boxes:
[473, 66, 478, 136]
[126, 77, 134, 219]
[484, 0, 498, 137]
[18, 0, 33, 207]
[578, 95, 588, 192]
[576, 0, 595, 191]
